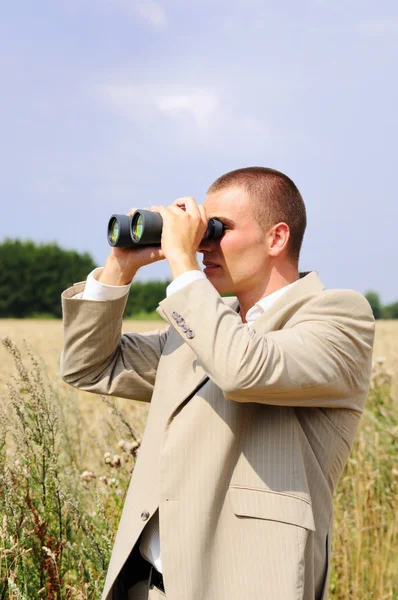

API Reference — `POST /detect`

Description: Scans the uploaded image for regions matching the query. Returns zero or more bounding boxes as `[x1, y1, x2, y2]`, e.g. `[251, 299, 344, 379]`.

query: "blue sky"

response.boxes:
[1, 0, 397, 302]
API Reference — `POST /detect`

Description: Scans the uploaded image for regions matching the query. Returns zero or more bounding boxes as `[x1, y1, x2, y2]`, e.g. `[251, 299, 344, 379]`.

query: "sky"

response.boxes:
[1, 0, 397, 303]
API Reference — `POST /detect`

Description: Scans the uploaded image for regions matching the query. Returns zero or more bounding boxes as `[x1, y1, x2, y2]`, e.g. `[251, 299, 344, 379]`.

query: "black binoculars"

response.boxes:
[107, 209, 225, 248]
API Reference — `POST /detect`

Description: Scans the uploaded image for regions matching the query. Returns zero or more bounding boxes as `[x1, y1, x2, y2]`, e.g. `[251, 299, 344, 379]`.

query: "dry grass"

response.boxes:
[372, 321, 398, 400]
[0, 319, 155, 470]
[0, 318, 397, 599]
[1, 318, 396, 414]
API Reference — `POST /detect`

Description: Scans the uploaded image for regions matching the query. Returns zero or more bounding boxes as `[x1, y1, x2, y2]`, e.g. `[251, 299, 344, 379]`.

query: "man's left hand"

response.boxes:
[150, 197, 208, 278]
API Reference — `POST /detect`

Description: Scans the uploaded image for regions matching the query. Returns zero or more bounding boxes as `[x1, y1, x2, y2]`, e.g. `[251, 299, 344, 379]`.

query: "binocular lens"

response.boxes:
[132, 213, 144, 242]
[108, 218, 119, 245]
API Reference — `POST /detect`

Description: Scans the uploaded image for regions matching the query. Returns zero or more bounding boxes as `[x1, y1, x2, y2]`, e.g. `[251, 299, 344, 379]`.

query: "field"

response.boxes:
[0, 318, 397, 599]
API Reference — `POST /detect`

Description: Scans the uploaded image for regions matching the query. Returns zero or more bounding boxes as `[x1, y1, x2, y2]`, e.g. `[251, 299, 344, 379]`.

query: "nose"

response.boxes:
[197, 236, 217, 253]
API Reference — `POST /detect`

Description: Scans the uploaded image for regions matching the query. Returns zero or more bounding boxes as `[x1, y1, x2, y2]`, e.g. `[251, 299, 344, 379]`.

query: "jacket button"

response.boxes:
[141, 510, 150, 521]
[172, 311, 179, 320]
[177, 317, 185, 326]
[186, 329, 195, 339]
[182, 324, 189, 333]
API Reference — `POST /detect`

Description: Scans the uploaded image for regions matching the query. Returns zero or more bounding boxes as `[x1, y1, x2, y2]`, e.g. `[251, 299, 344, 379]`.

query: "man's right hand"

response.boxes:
[98, 208, 166, 286]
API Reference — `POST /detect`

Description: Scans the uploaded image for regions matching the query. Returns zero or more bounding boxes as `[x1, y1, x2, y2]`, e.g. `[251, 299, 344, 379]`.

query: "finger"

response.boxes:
[171, 198, 184, 205]
[152, 205, 168, 217]
[147, 247, 166, 262]
[169, 199, 187, 212]
[182, 197, 200, 219]
[197, 204, 208, 227]
[168, 205, 185, 215]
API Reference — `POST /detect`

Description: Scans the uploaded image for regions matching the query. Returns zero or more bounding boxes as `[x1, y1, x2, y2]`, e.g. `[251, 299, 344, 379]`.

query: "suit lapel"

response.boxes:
[162, 331, 208, 416]
[161, 271, 324, 419]
[248, 270, 325, 336]
[159, 294, 236, 420]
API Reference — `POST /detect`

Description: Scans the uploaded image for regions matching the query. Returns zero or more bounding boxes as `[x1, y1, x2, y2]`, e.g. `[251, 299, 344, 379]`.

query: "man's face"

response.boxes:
[197, 186, 269, 295]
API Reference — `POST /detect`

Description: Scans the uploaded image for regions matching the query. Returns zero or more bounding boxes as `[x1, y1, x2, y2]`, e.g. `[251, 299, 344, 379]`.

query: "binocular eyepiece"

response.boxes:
[107, 210, 225, 248]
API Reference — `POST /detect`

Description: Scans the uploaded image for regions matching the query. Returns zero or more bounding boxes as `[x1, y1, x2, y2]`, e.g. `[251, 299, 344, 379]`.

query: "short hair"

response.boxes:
[207, 166, 307, 264]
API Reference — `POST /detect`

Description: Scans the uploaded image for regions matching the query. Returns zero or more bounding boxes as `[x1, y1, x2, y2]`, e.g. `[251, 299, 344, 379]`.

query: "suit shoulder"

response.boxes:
[308, 288, 374, 320]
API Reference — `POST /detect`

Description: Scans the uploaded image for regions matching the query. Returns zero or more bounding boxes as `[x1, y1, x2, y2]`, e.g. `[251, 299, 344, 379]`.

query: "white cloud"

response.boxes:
[357, 17, 398, 36]
[99, 83, 219, 128]
[156, 91, 219, 128]
[96, 79, 281, 155]
[134, 1, 167, 30]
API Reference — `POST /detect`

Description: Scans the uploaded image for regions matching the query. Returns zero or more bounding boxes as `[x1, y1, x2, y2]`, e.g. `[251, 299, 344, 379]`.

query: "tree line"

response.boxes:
[0, 239, 396, 319]
[0, 239, 171, 318]
[364, 291, 398, 320]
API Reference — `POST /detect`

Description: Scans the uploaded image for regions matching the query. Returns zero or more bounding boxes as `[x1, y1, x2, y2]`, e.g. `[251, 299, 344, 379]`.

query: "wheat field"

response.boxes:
[0, 317, 397, 480]
[0, 318, 397, 599]
[1, 318, 397, 433]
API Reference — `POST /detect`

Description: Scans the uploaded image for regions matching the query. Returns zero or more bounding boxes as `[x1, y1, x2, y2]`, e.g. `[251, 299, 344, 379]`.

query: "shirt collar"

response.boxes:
[244, 280, 299, 324]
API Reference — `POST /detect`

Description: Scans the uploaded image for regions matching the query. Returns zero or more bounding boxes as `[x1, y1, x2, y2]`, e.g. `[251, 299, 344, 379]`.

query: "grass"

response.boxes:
[330, 358, 398, 599]
[0, 319, 397, 599]
[123, 311, 162, 321]
[0, 337, 139, 599]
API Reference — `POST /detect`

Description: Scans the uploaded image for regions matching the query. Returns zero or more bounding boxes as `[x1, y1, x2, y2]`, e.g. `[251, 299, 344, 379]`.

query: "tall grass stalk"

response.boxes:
[0, 338, 397, 599]
[330, 358, 398, 599]
[0, 338, 138, 599]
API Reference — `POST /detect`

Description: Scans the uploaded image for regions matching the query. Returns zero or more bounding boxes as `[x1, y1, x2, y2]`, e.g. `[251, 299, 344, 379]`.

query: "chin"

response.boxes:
[205, 274, 234, 297]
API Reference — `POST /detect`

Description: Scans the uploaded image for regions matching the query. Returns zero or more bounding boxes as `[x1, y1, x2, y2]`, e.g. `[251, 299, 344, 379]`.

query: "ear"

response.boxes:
[267, 222, 290, 258]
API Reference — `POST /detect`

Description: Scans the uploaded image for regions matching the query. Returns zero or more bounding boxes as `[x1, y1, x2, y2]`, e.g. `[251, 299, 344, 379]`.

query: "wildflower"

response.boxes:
[118, 439, 140, 455]
[80, 470, 96, 482]
[104, 451, 112, 465]
[112, 455, 121, 468]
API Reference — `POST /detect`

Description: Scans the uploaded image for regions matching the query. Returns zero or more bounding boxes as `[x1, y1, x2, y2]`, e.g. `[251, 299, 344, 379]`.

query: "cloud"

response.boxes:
[134, 1, 167, 30]
[357, 17, 398, 36]
[156, 91, 219, 128]
[95, 77, 284, 156]
[99, 83, 219, 128]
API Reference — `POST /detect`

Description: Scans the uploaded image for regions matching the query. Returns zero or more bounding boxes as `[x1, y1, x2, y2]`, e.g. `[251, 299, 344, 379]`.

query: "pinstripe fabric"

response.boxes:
[139, 276, 299, 573]
[60, 271, 375, 600]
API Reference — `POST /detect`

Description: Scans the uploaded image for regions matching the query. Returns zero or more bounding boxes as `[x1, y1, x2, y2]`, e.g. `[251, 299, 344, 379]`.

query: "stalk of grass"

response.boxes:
[0, 338, 138, 599]
[330, 358, 398, 599]
[1, 336, 397, 599]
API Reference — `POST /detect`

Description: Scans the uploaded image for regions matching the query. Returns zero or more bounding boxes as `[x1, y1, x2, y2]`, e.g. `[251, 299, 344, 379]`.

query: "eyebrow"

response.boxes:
[212, 216, 236, 227]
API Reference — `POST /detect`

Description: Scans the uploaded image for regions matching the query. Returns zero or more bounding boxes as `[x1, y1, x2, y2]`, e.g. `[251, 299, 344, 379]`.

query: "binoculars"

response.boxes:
[107, 209, 225, 248]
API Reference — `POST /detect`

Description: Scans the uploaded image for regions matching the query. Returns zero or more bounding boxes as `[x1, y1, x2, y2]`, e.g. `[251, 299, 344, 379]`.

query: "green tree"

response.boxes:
[364, 290, 382, 319]
[125, 280, 172, 316]
[0, 238, 96, 318]
[382, 301, 398, 319]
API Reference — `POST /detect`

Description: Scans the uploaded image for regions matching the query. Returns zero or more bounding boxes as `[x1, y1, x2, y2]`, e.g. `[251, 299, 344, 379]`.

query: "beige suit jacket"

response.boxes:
[60, 271, 375, 600]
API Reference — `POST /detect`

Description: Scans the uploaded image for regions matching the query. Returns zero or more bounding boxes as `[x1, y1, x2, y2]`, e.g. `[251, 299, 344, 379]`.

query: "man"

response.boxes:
[60, 167, 375, 600]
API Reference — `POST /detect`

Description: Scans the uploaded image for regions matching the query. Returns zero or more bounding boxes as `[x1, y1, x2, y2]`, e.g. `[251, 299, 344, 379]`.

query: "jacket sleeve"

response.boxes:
[60, 282, 170, 402]
[156, 277, 375, 410]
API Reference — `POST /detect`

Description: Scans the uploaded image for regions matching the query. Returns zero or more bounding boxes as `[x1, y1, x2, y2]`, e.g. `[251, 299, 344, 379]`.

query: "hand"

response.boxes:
[150, 197, 208, 276]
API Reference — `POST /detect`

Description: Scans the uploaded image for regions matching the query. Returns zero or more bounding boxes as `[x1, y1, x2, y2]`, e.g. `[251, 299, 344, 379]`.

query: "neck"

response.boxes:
[237, 263, 300, 323]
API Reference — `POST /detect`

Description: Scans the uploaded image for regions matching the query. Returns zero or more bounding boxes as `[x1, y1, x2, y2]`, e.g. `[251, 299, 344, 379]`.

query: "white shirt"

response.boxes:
[73, 267, 298, 572]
